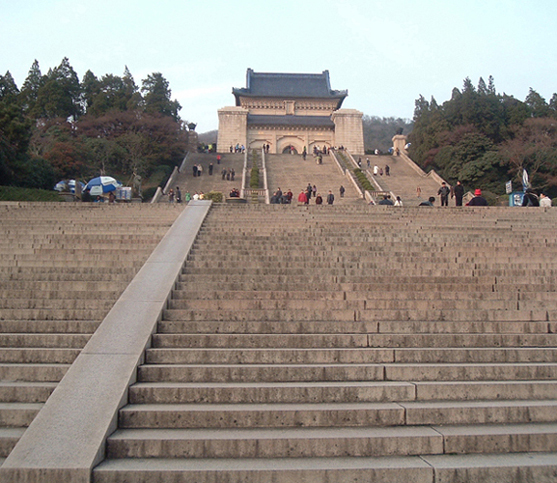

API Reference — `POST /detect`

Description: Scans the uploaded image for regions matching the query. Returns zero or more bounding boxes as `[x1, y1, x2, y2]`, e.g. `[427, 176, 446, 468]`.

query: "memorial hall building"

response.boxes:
[217, 69, 364, 154]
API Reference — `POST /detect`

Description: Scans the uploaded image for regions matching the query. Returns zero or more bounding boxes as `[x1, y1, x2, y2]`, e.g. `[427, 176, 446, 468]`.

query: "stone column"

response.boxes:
[392, 134, 408, 154]
[217, 107, 249, 153]
[331, 109, 364, 154]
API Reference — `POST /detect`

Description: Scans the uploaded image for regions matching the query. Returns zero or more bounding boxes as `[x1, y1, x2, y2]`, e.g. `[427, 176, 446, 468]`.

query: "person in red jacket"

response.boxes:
[298, 190, 308, 204]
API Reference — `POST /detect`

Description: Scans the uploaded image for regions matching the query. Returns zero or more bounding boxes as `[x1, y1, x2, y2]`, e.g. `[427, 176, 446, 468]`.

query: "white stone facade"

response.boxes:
[217, 71, 364, 155]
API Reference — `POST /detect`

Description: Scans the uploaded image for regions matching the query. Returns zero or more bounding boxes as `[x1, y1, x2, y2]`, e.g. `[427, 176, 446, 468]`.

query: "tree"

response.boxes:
[141, 73, 181, 121]
[20, 60, 44, 114]
[525, 88, 550, 118]
[34, 58, 82, 119]
[499, 117, 557, 194]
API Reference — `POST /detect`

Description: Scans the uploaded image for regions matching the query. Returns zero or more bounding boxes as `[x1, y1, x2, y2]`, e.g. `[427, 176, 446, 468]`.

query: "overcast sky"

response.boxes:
[2, 0, 556, 132]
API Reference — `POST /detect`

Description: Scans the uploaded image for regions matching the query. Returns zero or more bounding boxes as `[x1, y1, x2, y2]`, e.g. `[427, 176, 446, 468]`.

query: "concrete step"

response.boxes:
[151, 332, 557, 349]
[0, 363, 70, 382]
[130, 380, 557, 404]
[93, 455, 433, 483]
[129, 381, 416, 404]
[105, 425, 443, 459]
[136, 362, 557, 384]
[0, 402, 42, 427]
[0, 320, 98, 334]
[0, 382, 56, 403]
[119, 399, 557, 430]
[0, 427, 26, 458]
[156, 320, 549, 335]
[0, 348, 80, 363]
[144, 347, 557, 365]
[0, 334, 90, 348]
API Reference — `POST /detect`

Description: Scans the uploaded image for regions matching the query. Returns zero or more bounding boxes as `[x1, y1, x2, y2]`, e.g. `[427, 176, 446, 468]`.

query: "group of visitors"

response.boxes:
[229, 188, 240, 198]
[270, 188, 293, 204]
[221, 167, 236, 181]
[230, 144, 246, 153]
[372, 165, 390, 176]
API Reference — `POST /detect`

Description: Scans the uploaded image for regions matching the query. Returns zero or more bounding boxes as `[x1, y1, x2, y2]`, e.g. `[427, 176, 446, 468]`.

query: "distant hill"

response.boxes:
[198, 130, 218, 144]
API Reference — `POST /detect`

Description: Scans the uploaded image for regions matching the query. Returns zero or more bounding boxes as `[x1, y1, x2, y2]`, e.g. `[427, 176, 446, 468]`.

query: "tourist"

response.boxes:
[438, 182, 450, 206]
[312, 185, 317, 198]
[209, 163, 213, 175]
[378, 195, 394, 205]
[367, 158, 370, 168]
[286, 189, 293, 203]
[168, 188, 175, 203]
[298, 190, 308, 204]
[222, 167, 227, 180]
[192, 165, 198, 177]
[467, 189, 488, 206]
[81, 188, 92, 202]
[193, 192, 199, 200]
[230, 168, 235, 181]
[419, 196, 436, 206]
[373, 165, 379, 176]
[339, 185, 345, 198]
[315, 193, 323, 205]
[385, 165, 390, 176]
[175, 187, 182, 203]
[453, 180, 464, 206]
[417, 186, 422, 198]
[327, 190, 335, 205]
[540, 192, 552, 207]
[217, 155, 221, 164]
[197, 164, 203, 177]
[108, 191, 115, 204]
[394, 196, 403, 206]
[522, 188, 540, 207]
[185, 191, 191, 202]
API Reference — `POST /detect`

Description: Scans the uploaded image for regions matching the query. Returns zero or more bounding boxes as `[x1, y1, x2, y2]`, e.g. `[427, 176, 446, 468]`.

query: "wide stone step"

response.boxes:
[106, 423, 557, 459]
[0, 320, 98, 334]
[129, 381, 416, 404]
[172, 289, 557, 302]
[0, 402, 42, 427]
[0, 298, 116, 310]
[145, 347, 557, 364]
[0, 427, 26, 458]
[106, 426, 443, 459]
[93, 455, 433, 483]
[119, 399, 557, 430]
[156, 320, 549, 335]
[0, 382, 56, 403]
[136, 363, 557, 383]
[0, 347, 80, 363]
[166, 298, 541, 311]
[0, 363, 70, 382]
[0, 308, 110, 320]
[0, 333, 90, 348]
[151, 332, 556, 349]
[162, 308, 548, 322]
[131, 380, 557, 405]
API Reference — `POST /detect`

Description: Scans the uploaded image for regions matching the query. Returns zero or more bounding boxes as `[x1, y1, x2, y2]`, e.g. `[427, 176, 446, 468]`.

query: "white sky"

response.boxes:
[2, 0, 557, 132]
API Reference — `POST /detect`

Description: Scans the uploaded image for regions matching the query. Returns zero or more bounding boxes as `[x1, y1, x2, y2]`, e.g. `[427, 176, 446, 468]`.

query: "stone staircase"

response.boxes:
[92, 204, 557, 482]
[266, 153, 361, 203]
[165, 153, 245, 200]
[364, 154, 444, 206]
[0, 202, 182, 465]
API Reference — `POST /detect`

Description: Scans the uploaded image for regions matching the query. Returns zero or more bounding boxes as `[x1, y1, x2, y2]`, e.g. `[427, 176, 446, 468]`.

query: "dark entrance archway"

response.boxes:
[282, 145, 298, 154]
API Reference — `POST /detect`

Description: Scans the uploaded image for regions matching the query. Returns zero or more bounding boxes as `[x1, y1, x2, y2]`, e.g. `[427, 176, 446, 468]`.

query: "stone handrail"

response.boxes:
[330, 150, 363, 198]
[399, 151, 448, 185]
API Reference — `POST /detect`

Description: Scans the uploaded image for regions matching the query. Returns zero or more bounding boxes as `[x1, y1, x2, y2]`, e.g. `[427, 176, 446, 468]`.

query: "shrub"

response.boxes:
[204, 191, 223, 203]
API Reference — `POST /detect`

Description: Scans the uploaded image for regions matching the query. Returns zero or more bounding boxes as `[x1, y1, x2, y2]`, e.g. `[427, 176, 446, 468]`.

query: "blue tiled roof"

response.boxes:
[233, 69, 347, 108]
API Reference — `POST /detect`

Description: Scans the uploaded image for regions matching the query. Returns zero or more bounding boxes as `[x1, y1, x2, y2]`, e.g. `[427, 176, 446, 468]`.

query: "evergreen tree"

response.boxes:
[20, 60, 43, 114]
[141, 72, 181, 121]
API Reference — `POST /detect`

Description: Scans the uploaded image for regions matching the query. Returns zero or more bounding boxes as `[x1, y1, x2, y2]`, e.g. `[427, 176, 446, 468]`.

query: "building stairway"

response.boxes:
[265, 153, 361, 204]
[89, 204, 557, 482]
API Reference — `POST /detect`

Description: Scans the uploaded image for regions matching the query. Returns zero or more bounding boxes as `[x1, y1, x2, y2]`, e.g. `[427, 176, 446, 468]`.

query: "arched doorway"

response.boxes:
[282, 145, 298, 154]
